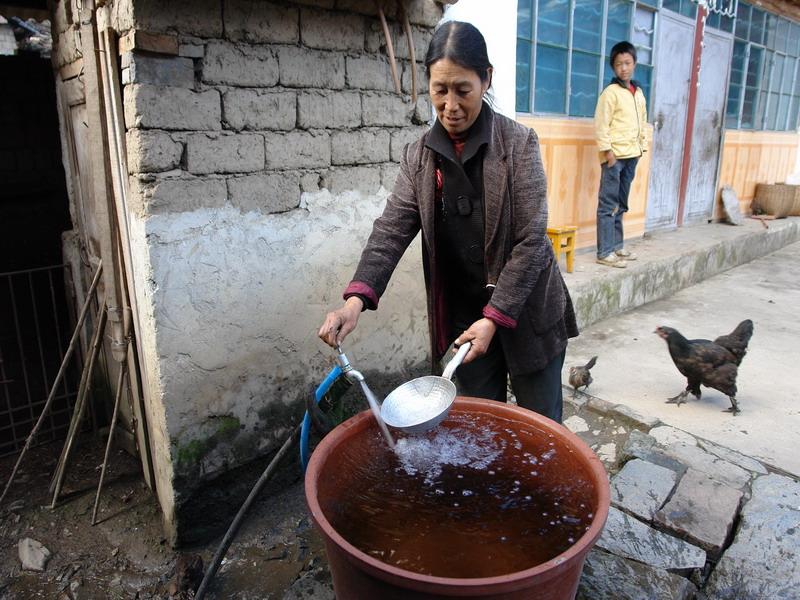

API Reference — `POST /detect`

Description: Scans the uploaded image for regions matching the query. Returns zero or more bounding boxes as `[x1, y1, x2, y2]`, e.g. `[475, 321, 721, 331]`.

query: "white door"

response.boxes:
[683, 27, 734, 223]
[646, 11, 694, 230]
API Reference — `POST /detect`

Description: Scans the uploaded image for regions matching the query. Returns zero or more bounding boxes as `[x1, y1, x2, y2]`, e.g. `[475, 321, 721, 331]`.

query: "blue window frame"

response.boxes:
[516, 0, 654, 117]
[725, 1, 800, 131]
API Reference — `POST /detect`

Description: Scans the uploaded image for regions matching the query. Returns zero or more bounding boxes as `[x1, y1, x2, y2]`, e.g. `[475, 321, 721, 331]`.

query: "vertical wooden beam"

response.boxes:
[98, 27, 156, 491]
[79, 10, 125, 350]
[677, 5, 708, 227]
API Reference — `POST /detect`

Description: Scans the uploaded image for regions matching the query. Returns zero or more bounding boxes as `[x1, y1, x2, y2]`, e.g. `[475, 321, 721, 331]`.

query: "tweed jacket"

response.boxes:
[345, 108, 578, 375]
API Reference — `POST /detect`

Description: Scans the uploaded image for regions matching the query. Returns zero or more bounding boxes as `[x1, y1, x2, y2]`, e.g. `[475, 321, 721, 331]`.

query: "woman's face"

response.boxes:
[429, 58, 491, 136]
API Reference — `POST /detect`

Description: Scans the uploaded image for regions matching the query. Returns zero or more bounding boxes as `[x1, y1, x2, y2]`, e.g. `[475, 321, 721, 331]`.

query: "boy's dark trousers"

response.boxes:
[596, 157, 639, 258]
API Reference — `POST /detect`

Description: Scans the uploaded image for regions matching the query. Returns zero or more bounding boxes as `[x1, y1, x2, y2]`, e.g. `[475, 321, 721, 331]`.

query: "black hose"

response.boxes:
[194, 423, 302, 600]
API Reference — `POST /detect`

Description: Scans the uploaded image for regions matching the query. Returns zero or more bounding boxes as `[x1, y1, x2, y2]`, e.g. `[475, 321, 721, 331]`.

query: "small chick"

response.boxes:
[569, 356, 597, 397]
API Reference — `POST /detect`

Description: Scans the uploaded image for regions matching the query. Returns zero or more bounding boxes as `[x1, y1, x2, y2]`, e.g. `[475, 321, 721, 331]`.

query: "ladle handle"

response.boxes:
[442, 341, 471, 380]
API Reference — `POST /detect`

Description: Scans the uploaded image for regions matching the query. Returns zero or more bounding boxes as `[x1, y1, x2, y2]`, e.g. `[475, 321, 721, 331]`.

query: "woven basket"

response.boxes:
[791, 185, 800, 216]
[751, 184, 796, 218]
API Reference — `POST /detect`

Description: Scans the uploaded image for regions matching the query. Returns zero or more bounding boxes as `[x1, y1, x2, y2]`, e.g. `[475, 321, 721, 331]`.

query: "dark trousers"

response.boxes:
[597, 157, 639, 258]
[453, 336, 566, 423]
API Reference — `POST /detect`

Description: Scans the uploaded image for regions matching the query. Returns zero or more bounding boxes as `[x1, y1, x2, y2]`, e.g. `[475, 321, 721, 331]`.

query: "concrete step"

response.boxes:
[561, 216, 800, 329]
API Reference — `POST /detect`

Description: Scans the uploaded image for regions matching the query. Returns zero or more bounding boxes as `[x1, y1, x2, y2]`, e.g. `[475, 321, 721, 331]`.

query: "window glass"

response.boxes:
[788, 94, 800, 130]
[719, 13, 734, 33]
[573, 0, 603, 53]
[635, 64, 652, 107]
[771, 53, 785, 93]
[795, 59, 800, 93]
[740, 45, 764, 129]
[538, 0, 569, 46]
[775, 18, 789, 55]
[792, 24, 800, 57]
[661, 0, 680, 13]
[707, 12, 720, 30]
[570, 51, 601, 116]
[516, 40, 533, 113]
[782, 57, 796, 94]
[603, 62, 614, 86]
[725, 86, 742, 128]
[518, 0, 534, 39]
[632, 8, 654, 64]
[777, 93, 791, 130]
[735, 3, 750, 40]
[679, 0, 696, 19]
[636, 0, 657, 8]
[606, 0, 632, 50]
[725, 41, 747, 128]
[741, 88, 758, 129]
[765, 94, 778, 130]
[764, 14, 778, 51]
[750, 8, 765, 45]
[729, 41, 746, 87]
[754, 51, 771, 129]
[535, 45, 568, 113]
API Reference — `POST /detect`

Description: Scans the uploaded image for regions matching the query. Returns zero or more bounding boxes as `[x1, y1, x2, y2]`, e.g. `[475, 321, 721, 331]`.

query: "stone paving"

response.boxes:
[563, 391, 800, 600]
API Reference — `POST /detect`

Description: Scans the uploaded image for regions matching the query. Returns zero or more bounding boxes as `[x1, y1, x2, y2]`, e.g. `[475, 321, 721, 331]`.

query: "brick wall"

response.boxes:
[122, 0, 440, 216]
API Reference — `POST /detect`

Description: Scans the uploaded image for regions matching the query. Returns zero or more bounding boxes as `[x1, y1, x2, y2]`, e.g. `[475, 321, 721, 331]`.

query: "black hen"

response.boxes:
[655, 320, 753, 415]
[712, 319, 754, 366]
[569, 356, 597, 397]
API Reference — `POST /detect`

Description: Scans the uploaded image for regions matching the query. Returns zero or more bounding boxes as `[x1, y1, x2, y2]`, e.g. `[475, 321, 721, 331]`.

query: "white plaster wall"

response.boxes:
[130, 188, 429, 502]
[442, 0, 519, 119]
[127, 213, 175, 532]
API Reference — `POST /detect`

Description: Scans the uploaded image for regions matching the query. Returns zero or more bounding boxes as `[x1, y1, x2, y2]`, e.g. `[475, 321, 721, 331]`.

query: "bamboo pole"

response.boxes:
[0, 262, 103, 506]
[375, 0, 402, 94]
[399, 1, 418, 103]
[49, 303, 108, 508]
[91, 346, 128, 525]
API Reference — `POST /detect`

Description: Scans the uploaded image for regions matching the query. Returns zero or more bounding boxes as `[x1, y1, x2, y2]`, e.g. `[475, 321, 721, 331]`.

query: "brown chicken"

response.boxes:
[655, 320, 753, 415]
[569, 356, 597, 397]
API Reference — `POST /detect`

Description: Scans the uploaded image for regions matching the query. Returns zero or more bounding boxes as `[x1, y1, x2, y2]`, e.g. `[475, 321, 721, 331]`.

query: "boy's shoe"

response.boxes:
[615, 248, 637, 260]
[596, 253, 627, 268]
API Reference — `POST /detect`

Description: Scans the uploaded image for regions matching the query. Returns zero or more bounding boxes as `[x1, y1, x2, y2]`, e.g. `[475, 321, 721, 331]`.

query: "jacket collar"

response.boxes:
[425, 101, 493, 165]
[610, 76, 642, 91]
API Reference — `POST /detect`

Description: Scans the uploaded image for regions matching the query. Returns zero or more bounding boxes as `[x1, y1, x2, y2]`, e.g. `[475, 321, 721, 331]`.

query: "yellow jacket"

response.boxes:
[594, 79, 647, 162]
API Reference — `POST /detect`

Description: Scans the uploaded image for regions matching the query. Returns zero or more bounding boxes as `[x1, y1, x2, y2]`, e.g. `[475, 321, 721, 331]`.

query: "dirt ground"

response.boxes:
[0, 433, 329, 600]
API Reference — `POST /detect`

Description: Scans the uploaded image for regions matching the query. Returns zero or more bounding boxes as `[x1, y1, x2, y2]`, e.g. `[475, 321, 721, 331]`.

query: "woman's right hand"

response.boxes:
[605, 150, 617, 167]
[318, 296, 363, 347]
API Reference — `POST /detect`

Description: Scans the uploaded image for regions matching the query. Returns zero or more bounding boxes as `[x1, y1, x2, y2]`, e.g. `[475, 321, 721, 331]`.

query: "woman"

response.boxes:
[318, 21, 577, 422]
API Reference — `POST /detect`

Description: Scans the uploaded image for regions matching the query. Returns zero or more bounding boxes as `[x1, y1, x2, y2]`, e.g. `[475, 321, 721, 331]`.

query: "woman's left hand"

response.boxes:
[455, 318, 497, 364]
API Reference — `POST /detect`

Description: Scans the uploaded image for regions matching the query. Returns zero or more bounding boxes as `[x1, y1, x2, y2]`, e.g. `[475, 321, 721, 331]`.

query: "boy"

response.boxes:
[594, 41, 647, 268]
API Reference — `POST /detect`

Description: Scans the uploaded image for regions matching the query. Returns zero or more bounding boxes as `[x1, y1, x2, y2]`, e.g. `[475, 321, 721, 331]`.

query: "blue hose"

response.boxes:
[300, 365, 343, 472]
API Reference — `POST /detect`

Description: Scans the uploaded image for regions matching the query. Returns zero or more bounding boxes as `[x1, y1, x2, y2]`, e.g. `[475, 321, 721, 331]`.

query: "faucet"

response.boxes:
[336, 345, 365, 383]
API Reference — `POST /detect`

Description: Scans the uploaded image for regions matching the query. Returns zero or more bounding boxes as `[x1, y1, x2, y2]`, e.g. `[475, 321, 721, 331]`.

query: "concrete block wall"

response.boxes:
[110, 0, 441, 542]
[122, 0, 437, 219]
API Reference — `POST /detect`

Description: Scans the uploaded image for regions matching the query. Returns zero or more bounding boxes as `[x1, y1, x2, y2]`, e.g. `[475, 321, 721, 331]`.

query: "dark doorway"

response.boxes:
[0, 54, 72, 272]
[0, 51, 81, 456]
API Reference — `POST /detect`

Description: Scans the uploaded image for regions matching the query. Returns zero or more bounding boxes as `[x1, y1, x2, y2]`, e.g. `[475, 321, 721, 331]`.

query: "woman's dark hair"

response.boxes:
[609, 41, 637, 66]
[424, 21, 493, 83]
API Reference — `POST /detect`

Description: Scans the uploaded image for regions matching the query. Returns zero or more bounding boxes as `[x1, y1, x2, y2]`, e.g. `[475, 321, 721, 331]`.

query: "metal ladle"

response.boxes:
[336, 342, 471, 434]
[380, 342, 471, 434]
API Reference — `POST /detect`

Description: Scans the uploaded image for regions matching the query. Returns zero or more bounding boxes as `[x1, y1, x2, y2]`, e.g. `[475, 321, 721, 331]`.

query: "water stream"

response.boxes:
[359, 380, 396, 450]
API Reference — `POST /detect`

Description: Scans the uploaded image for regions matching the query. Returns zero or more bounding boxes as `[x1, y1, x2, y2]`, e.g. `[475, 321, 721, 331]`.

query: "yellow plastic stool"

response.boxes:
[546, 226, 577, 273]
